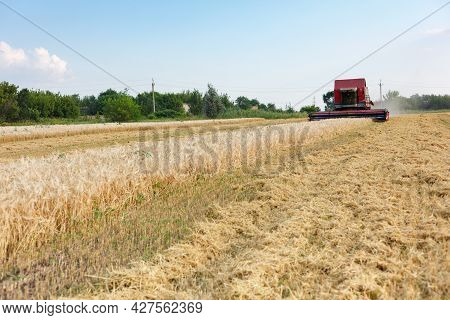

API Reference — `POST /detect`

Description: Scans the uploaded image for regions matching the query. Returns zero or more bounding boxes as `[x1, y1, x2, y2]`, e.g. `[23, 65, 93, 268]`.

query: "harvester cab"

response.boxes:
[309, 78, 389, 121]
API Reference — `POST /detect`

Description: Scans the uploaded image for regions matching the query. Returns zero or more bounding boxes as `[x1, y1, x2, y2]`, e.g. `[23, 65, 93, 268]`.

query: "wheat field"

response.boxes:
[0, 118, 366, 262]
[1, 114, 448, 299]
[0, 118, 303, 163]
[85, 113, 449, 300]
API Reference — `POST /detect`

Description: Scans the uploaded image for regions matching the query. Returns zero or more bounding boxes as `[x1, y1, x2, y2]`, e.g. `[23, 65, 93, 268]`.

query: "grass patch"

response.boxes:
[0, 115, 207, 127]
[0, 109, 305, 127]
[219, 108, 307, 120]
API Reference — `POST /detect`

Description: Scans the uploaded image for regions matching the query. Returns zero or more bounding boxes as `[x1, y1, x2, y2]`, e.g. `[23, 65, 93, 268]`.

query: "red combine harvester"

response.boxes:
[309, 78, 389, 121]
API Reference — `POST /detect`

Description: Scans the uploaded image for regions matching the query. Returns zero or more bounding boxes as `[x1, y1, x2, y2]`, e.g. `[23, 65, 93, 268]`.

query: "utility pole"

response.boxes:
[152, 78, 156, 113]
[379, 80, 383, 109]
[312, 96, 316, 107]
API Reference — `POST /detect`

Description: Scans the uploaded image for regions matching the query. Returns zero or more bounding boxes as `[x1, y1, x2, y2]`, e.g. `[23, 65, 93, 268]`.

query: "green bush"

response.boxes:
[219, 108, 306, 120]
[155, 109, 182, 118]
[300, 105, 320, 114]
[203, 84, 224, 118]
[0, 82, 20, 121]
[136, 92, 154, 116]
[184, 90, 203, 115]
[96, 89, 120, 115]
[103, 95, 141, 122]
[80, 95, 97, 116]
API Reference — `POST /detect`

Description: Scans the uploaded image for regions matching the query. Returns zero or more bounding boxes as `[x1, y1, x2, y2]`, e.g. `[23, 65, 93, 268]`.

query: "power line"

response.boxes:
[292, 1, 450, 108]
[0, 0, 141, 95]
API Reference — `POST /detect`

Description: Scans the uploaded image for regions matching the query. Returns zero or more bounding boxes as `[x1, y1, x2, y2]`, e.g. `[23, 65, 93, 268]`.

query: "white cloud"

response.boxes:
[0, 41, 68, 79]
[423, 28, 450, 36]
[0, 41, 27, 66]
[34, 47, 67, 76]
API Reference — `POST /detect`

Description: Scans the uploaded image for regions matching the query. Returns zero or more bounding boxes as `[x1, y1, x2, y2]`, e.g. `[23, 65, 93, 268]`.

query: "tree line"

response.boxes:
[5, 81, 444, 123]
[0, 82, 81, 122]
[382, 91, 450, 111]
[0, 81, 305, 123]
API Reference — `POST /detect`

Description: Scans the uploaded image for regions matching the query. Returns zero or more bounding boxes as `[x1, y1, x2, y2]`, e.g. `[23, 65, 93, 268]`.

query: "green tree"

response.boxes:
[103, 94, 141, 122]
[0, 81, 20, 121]
[136, 92, 154, 116]
[186, 89, 203, 115]
[300, 105, 320, 114]
[28, 91, 56, 118]
[286, 104, 294, 113]
[61, 95, 81, 118]
[18, 88, 40, 120]
[220, 93, 234, 110]
[323, 91, 334, 111]
[267, 103, 277, 112]
[249, 98, 260, 108]
[259, 103, 268, 111]
[235, 96, 251, 110]
[96, 89, 120, 115]
[156, 93, 184, 113]
[383, 90, 400, 101]
[81, 95, 98, 116]
[203, 84, 224, 118]
[53, 94, 65, 118]
[37, 92, 81, 119]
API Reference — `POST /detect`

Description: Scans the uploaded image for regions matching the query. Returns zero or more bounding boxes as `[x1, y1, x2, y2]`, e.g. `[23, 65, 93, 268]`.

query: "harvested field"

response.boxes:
[1, 114, 448, 299]
[82, 113, 448, 300]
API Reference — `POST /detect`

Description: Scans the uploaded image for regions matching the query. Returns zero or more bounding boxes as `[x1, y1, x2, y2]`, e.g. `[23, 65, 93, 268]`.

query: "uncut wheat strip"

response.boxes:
[0, 119, 369, 260]
[0, 118, 365, 221]
[0, 118, 265, 143]
[1, 119, 367, 215]
[0, 118, 261, 136]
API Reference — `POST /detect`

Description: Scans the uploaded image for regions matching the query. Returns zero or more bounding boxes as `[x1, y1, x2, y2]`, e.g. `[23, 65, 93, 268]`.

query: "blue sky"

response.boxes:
[1, 0, 449, 108]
